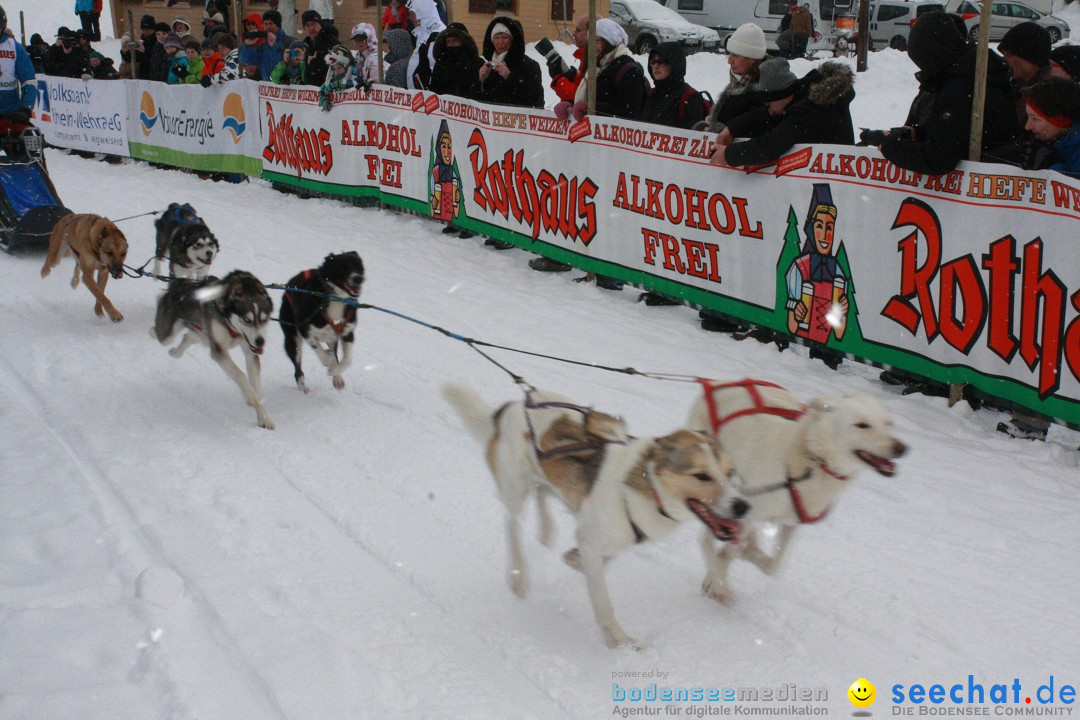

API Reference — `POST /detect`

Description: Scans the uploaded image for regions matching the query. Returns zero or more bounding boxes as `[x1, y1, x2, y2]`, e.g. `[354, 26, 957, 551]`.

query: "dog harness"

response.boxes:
[696, 378, 847, 525]
[283, 270, 357, 335]
[523, 389, 627, 462]
[161, 203, 202, 227]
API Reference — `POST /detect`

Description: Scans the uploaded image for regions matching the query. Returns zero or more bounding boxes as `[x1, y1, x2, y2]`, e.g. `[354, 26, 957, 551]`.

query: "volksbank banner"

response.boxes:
[126, 79, 262, 175]
[262, 85, 1080, 426]
[34, 75, 129, 156]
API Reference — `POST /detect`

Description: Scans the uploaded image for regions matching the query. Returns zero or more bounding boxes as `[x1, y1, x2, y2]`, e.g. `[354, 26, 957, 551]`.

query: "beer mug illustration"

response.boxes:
[832, 276, 846, 305]
[799, 282, 814, 331]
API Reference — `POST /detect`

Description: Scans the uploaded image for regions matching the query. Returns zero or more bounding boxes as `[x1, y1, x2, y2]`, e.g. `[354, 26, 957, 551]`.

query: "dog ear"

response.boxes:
[809, 397, 834, 412]
[89, 217, 111, 248]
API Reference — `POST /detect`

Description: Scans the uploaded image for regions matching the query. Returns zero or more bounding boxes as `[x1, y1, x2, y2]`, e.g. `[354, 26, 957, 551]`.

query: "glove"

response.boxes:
[200, 75, 213, 87]
[171, 61, 186, 77]
[10, 107, 31, 125]
[553, 100, 573, 122]
[858, 128, 887, 147]
[81, 72, 92, 80]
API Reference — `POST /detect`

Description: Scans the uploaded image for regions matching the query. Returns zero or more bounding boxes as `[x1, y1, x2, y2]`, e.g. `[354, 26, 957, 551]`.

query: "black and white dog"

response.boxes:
[279, 251, 365, 392]
[153, 203, 220, 280]
[154, 270, 275, 429]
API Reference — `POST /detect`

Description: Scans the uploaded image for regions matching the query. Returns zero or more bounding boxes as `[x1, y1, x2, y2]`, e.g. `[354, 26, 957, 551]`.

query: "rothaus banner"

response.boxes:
[127, 79, 262, 175]
[263, 84, 1080, 426]
[33, 75, 130, 156]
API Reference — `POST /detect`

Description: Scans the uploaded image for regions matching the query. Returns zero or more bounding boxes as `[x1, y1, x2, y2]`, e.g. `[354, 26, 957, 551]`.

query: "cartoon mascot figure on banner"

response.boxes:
[429, 119, 462, 223]
[785, 183, 850, 343]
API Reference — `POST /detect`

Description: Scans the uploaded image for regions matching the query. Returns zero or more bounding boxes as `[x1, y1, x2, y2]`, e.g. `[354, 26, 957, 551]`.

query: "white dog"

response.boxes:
[443, 382, 749, 649]
[686, 379, 906, 603]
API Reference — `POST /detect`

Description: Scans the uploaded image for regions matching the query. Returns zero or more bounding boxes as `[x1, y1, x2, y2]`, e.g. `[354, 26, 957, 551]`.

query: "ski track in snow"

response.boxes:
[1, 147, 1079, 719]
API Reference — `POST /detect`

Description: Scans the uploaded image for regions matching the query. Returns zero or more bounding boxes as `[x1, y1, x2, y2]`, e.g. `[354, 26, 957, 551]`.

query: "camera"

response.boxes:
[244, 30, 268, 40]
[858, 128, 887, 146]
[535, 36, 572, 78]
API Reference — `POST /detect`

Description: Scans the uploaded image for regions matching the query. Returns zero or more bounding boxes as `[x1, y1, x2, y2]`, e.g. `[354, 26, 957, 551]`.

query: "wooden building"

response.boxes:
[109, 0, 607, 45]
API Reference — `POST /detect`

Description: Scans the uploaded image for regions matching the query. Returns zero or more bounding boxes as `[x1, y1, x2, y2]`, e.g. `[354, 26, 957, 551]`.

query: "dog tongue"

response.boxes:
[687, 499, 741, 542]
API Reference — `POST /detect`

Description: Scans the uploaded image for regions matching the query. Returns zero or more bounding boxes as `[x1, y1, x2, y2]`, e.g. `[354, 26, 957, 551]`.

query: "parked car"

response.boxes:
[659, 0, 847, 54]
[609, 0, 722, 55]
[866, 0, 946, 50]
[953, 0, 1070, 42]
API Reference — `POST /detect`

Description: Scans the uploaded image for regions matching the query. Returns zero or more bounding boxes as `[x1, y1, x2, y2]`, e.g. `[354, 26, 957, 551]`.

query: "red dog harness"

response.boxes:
[696, 378, 846, 524]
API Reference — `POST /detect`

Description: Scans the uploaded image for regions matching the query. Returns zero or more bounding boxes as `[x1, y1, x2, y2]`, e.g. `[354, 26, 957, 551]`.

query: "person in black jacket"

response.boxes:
[639, 42, 705, 130]
[469, 17, 543, 109]
[301, 10, 339, 86]
[559, 18, 649, 124]
[429, 24, 482, 100]
[871, 11, 1017, 175]
[711, 57, 855, 168]
[43, 28, 87, 78]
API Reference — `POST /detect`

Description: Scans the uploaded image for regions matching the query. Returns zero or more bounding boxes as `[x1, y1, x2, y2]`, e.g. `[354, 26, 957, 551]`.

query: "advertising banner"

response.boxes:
[127, 79, 262, 175]
[33, 75, 130, 156]
[261, 85, 1080, 425]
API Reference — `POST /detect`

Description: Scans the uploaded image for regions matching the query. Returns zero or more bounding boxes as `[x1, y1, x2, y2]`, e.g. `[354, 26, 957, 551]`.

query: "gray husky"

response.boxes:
[154, 270, 275, 429]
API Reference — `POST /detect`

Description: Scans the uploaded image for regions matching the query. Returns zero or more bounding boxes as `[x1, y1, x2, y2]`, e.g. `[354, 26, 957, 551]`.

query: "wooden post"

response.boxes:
[968, 0, 993, 162]
[950, 0, 992, 407]
[587, 0, 597, 117]
[235, 0, 244, 43]
[376, 0, 384, 84]
[19, 11, 26, 46]
[856, 0, 869, 72]
[127, 9, 138, 81]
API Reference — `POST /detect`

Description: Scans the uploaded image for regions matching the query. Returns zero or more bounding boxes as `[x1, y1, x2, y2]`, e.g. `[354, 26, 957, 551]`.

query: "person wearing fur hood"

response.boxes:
[711, 58, 854, 168]
[428, 24, 482, 99]
[469, 17, 543, 108]
[557, 18, 648, 122]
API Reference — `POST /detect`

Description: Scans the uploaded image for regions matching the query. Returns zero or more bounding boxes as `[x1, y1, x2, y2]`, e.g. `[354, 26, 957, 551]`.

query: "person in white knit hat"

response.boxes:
[695, 22, 769, 332]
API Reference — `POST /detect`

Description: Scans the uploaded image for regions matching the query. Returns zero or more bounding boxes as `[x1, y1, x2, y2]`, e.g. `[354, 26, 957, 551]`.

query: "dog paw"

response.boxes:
[702, 578, 734, 605]
[110, 312, 124, 323]
[259, 417, 275, 430]
[604, 631, 641, 651]
[332, 375, 345, 390]
[508, 568, 527, 598]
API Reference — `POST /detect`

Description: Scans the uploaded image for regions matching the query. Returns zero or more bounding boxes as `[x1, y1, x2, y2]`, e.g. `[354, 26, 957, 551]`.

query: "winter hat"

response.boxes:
[351, 22, 376, 43]
[88, 51, 106, 62]
[756, 57, 799, 101]
[489, 22, 511, 38]
[56, 26, 75, 39]
[726, 22, 766, 59]
[1050, 45, 1080, 81]
[998, 22, 1052, 68]
[301, 10, 322, 26]
[203, 12, 225, 25]
[154, 21, 171, 33]
[289, 39, 308, 51]
[163, 32, 183, 50]
[907, 11, 967, 73]
[140, 14, 156, 30]
[1023, 76, 1080, 125]
[262, 10, 283, 27]
[595, 18, 628, 49]
[200, 37, 217, 51]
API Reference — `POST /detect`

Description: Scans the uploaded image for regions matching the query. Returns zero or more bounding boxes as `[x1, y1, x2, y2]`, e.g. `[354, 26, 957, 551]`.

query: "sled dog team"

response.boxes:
[41, 205, 365, 430]
[41, 207, 908, 649]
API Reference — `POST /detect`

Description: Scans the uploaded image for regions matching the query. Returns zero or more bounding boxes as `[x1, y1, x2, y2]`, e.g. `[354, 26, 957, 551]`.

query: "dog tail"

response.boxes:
[441, 382, 497, 447]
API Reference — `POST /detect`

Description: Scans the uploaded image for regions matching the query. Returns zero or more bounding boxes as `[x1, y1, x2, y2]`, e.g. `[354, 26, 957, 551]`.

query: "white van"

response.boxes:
[658, 0, 855, 49]
[866, 0, 946, 50]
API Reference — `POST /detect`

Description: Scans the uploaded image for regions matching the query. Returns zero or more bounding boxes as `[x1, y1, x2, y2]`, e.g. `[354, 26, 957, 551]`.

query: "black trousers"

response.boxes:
[78, 12, 101, 42]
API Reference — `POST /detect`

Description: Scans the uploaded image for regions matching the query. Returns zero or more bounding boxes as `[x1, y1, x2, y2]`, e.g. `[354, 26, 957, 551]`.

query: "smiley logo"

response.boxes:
[848, 678, 876, 708]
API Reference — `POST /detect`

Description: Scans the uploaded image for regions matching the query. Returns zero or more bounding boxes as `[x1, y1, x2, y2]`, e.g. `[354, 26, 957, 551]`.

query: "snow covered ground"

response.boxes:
[3, 2, 1080, 719]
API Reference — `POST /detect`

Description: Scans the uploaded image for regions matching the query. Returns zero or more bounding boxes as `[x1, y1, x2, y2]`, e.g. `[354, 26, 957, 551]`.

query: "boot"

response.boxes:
[529, 257, 572, 272]
[595, 275, 624, 291]
[638, 292, 680, 306]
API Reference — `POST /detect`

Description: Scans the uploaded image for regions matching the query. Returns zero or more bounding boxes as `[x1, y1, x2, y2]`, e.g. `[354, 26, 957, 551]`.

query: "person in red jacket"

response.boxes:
[381, 0, 409, 32]
[548, 14, 588, 103]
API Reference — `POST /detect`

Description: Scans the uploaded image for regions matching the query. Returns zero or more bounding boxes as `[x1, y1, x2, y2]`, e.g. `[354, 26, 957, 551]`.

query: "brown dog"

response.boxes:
[41, 213, 129, 322]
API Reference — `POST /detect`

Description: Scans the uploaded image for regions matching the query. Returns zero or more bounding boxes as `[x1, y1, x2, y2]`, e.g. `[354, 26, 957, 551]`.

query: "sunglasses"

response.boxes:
[650, 58, 669, 66]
